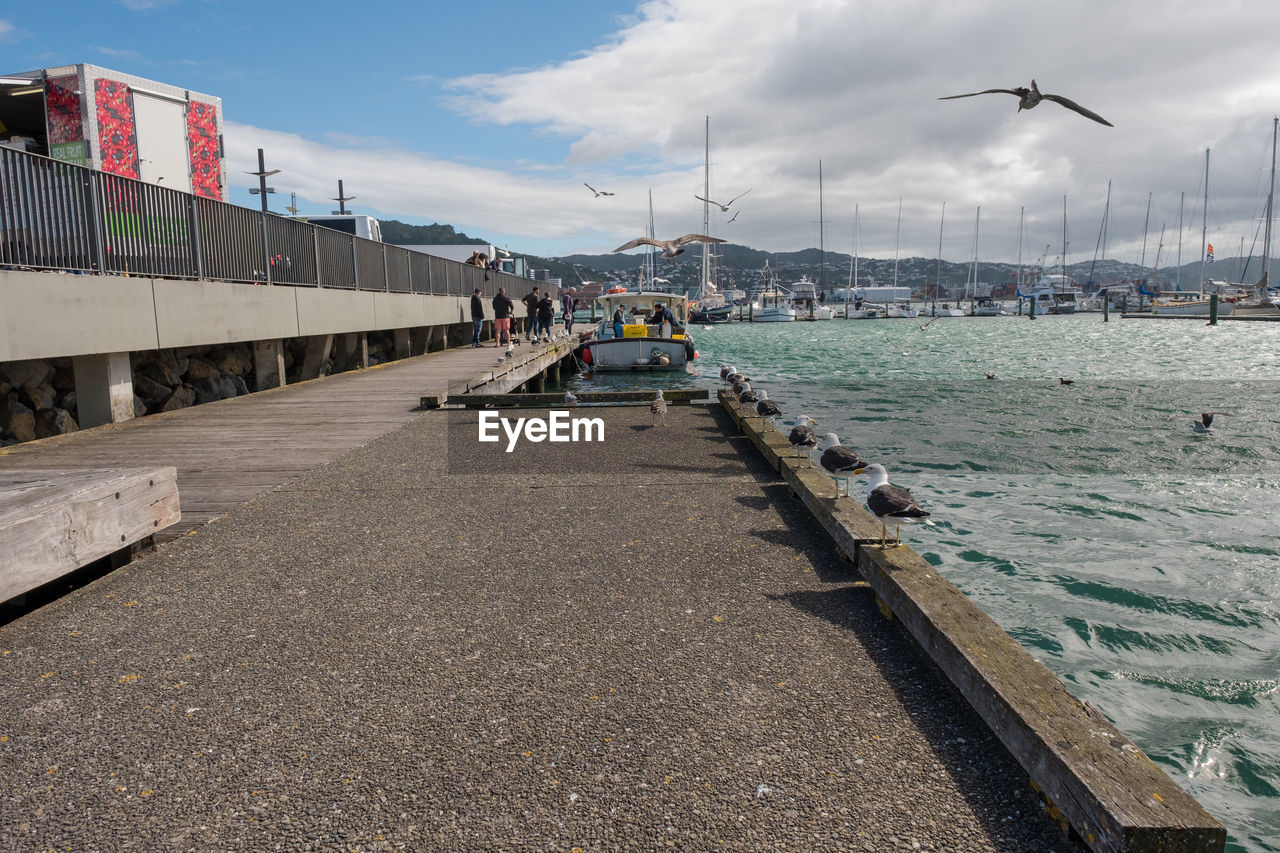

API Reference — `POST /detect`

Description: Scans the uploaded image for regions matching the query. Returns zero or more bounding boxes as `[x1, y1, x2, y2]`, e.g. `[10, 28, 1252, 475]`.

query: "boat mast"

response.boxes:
[1139, 192, 1152, 290]
[1060, 195, 1068, 295]
[1263, 116, 1277, 288]
[1016, 206, 1024, 297]
[969, 206, 980, 309]
[1175, 192, 1184, 290]
[1088, 181, 1110, 288]
[1199, 147, 1209, 296]
[819, 160, 825, 295]
[893, 197, 902, 290]
[701, 115, 710, 300]
[934, 201, 945, 311]
[647, 189, 656, 290]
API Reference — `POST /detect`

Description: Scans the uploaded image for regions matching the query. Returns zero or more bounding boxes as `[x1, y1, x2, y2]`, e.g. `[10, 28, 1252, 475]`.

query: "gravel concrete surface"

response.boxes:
[1, 403, 1072, 851]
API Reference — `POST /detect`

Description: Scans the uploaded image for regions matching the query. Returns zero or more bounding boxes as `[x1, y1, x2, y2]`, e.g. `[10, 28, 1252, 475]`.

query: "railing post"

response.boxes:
[311, 227, 322, 287]
[259, 210, 272, 285]
[382, 243, 390, 292]
[188, 195, 205, 280]
[84, 170, 106, 273]
[351, 236, 359, 290]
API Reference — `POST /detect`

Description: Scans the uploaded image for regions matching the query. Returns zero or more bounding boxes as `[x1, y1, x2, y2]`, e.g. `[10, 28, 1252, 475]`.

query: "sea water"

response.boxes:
[570, 313, 1280, 852]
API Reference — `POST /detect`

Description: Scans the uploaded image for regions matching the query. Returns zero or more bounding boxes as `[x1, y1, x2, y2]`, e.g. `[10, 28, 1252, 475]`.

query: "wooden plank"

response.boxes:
[0, 468, 181, 602]
[717, 389, 1226, 853]
[429, 389, 711, 409]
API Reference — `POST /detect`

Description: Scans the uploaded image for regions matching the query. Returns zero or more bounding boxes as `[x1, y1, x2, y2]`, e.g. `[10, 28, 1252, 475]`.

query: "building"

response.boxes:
[0, 64, 226, 200]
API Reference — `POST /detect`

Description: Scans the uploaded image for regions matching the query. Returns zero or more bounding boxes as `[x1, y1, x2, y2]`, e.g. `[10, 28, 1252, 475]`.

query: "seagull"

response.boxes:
[1170, 411, 1231, 433]
[818, 433, 867, 497]
[694, 188, 752, 212]
[584, 182, 614, 197]
[985, 372, 996, 380]
[738, 383, 758, 404]
[732, 375, 752, 395]
[612, 234, 726, 260]
[727, 210, 741, 224]
[939, 79, 1113, 127]
[755, 390, 782, 423]
[719, 363, 734, 382]
[1059, 377, 1075, 386]
[650, 390, 668, 425]
[789, 415, 819, 455]
[564, 390, 579, 408]
[916, 316, 939, 330]
[854, 463, 934, 547]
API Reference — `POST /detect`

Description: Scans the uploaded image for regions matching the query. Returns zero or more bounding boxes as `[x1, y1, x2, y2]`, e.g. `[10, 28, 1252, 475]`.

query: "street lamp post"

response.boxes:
[244, 148, 282, 283]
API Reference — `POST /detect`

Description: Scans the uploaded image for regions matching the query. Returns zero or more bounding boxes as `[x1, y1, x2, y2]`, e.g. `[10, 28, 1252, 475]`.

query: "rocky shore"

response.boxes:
[0, 331, 401, 447]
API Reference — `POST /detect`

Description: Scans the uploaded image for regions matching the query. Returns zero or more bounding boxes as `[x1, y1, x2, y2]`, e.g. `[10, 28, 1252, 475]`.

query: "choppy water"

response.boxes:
[570, 314, 1280, 852]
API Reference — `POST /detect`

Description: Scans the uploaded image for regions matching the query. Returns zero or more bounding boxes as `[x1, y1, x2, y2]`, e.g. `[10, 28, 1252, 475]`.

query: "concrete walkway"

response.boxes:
[0, 402, 1066, 851]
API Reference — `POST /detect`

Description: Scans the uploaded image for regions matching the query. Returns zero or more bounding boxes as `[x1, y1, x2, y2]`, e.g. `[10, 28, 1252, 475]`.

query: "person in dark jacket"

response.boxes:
[561, 288, 577, 334]
[492, 287, 515, 346]
[612, 305, 625, 339]
[470, 288, 486, 347]
[536, 293, 556, 340]
[521, 287, 541, 341]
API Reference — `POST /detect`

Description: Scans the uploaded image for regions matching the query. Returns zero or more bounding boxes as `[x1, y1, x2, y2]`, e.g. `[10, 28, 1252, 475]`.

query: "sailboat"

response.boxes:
[794, 160, 835, 319]
[1232, 116, 1280, 317]
[964, 207, 999, 316]
[691, 117, 734, 323]
[930, 202, 964, 317]
[1152, 149, 1235, 316]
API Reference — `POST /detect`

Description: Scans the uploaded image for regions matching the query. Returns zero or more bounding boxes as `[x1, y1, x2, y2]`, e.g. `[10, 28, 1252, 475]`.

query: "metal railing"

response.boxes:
[0, 145, 539, 302]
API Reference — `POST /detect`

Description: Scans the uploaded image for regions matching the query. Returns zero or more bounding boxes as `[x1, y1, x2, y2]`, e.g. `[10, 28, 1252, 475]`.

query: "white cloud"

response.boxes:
[0, 19, 13, 39]
[236, 0, 1280, 262]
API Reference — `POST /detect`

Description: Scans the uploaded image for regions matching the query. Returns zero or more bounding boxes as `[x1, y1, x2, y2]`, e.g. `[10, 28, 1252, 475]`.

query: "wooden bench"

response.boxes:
[0, 468, 181, 603]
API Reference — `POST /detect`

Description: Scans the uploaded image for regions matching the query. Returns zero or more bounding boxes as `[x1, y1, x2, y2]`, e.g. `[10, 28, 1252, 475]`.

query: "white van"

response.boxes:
[301, 215, 383, 242]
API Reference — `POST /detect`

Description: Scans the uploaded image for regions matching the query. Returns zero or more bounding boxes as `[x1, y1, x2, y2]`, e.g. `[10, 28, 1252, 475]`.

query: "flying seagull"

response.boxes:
[1170, 411, 1231, 433]
[612, 234, 726, 260]
[727, 210, 741, 224]
[584, 183, 614, 197]
[939, 79, 1113, 127]
[695, 188, 752, 212]
[854, 463, 934, 547]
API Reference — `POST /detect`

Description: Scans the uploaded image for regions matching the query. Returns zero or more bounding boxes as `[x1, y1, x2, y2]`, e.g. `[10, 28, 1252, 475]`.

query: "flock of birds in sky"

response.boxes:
[580, 78, 1112, 243]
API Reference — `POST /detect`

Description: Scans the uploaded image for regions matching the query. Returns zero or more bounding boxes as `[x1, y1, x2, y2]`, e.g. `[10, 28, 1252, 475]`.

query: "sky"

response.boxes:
[5, 0, 1280, 268]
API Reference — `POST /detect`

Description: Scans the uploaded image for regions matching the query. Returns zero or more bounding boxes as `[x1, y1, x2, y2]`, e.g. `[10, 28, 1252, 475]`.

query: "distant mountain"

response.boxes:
[379, 220, 488, 246]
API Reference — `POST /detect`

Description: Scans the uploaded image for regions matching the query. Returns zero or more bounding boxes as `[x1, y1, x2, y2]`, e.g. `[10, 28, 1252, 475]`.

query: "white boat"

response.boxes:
[929, 303, 966, 317]
[885, 301, 919, 319]
[1076, 282, 1140, 312]
[582, 289, 696, 371]
[791, 276, 832, 320]
[751, 262, 796, 322]
[1150, 295, 1234, 317]
[1019, 283, 1078, 315]
[970, 296, 1002, 316]
[1231, 118, 1280, 318]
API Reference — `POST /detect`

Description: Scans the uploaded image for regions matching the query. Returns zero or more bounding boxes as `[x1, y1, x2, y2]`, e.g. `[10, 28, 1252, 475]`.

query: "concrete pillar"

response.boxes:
[299, 334, 334, 380]
[424, 326, 439, 353]
[336, 333, 366, 371]
[357, 333, 369, 368]
[73, 351, 135, 428]
[394, 329, 411, 359]
[253, 339, 287, 390]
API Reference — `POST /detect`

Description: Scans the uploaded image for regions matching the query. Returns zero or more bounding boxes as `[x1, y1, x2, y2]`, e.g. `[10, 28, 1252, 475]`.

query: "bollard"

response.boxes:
[1209, 293, 1219, 325]
[1029, 296, 1036, 320]
[1103, 296, 1109, 322]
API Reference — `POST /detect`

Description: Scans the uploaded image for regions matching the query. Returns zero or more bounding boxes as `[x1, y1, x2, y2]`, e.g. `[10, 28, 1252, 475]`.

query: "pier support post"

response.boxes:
[530, 371, 546, 393]
[1103, 297, 1109, 323]
[394, 329, 411, 359]
[253, 339, 287, 390]
[548, 362, 561, 384]
[73, 351, 135, 428]
[1209, 293, 1220, 325]
[299, 334, 334, 380]
[336, 333, 368, 370]
[410, 327, 429, 356]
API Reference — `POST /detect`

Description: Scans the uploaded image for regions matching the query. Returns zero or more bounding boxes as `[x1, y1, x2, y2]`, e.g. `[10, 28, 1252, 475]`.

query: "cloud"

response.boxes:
[119, 0, 178, 9]
[0, 19, 14, 39]
[96, 46, 147, 63]
[234, 0, 1280, 262]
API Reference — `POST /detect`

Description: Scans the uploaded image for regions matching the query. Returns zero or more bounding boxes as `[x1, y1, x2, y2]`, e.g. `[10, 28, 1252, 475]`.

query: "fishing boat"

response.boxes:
[970, 296, 1002, 316]
[751, 262, 796, 322]
[691, 280, 734, 323]
[581, 290, 696, 371]
[791, 276, 833, 320]
[885, 301, 920, 319]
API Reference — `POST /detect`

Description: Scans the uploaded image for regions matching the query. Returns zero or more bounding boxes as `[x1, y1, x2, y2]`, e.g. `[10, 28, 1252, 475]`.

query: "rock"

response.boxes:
[20, 382, 56, 411]
[213, 348, 251, 376]
[133, 373, 173, 404]
[2, 399, 36, 443]
[190, 377, 223, 405]
[133, 395, 147, 417]
[185, 358, 220, 381]
[159, 385, 196, 412]
[139, 353, 183, 387]
[2, 359, 54, 391]
[57, 391, 77, 413]
[227, 373, 249, 397]
[35, 408, 79, 437]
[51, 361, 76, 391]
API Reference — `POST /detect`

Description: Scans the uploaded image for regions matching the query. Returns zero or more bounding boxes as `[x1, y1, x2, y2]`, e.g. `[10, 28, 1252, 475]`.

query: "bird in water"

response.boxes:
[854, 463, 934, 547]
[564, 390, 578, 408]
[1059, 377, 1075, 386]
[1170, 411, 1231, 433]
[650, 390, 668, 426]
[789, 415, 819, 456]
[584, 182, 614, 197]
[985, 372, 996, 380]
[612, 233, 726, 260]
[694, 188, 752, 212]
[818, 433, 867, 497]
[939, 79, 1113, 127]
[738, 383, 759, 404]
[755, 390, 782, 423]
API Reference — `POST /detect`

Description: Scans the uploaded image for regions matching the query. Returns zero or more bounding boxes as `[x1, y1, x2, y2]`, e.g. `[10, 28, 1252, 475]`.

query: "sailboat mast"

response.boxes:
[1016, 206, 1024, 295]
[819, 160, 825, 293]
[1061, 195, 1068, 293]
[969, 206, 980, 306]
[1264, 116, 1277, 285]
[647, 189, 655, 289]
[893, 197, 902, 289]
[701, 115, 710, 298]
[1139, 192, 1152, 286]
[1199, 147, 1209, 296]
[1089, 181, 1110, 288]
[934, 201, 945, 309]
[1176, 192, 1184, 290]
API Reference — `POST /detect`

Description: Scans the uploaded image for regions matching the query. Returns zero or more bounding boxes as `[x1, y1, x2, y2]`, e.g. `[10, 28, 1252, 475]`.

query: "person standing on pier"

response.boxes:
[492, 287, 514, 346]
[471, 288, 486, 348]
[536, 291, 556, 340]
[561, 288, 576, 334]
[521, 287, 541, 341]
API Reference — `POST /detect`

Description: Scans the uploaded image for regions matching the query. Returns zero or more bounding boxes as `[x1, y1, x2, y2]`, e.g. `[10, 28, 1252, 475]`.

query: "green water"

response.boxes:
[571, 314, 1280, 851]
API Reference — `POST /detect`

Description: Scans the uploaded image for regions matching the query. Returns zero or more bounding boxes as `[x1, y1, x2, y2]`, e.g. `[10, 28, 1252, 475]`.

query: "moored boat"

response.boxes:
[581, 290, 696, 371]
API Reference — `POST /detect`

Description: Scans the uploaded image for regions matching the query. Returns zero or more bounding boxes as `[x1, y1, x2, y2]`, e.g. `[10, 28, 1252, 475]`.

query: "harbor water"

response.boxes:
[570, 313, 1280, 851]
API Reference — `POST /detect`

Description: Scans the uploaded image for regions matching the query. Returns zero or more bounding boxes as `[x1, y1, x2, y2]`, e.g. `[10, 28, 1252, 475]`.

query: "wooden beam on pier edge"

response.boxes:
[423, 389, 710, 409]
[0, 468, 181, 603]
[717, 390, 1226, 853]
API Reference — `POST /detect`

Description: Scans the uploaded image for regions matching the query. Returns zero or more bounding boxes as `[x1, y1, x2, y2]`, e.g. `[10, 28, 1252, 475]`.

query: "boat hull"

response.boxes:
[752, 307, 796, 322]
[1150, 299, 1234, 317]
[583, 336, 692, 371]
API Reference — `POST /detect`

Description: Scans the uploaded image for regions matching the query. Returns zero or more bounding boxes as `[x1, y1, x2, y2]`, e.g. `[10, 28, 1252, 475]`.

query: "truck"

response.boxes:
[400, 244, 524, 277]
[300, 214, 383, 242]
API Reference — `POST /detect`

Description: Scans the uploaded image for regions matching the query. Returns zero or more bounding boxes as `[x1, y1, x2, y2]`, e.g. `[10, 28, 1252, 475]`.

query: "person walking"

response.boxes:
[470, 288, 486, 347]
[521, 287, 541, 341]
[492, 287, 514, 346]
[561, 288, 576, 335]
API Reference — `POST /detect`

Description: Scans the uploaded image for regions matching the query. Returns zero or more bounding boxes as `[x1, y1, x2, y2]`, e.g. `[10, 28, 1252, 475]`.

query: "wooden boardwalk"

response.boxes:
[0, 339, 575, 540]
